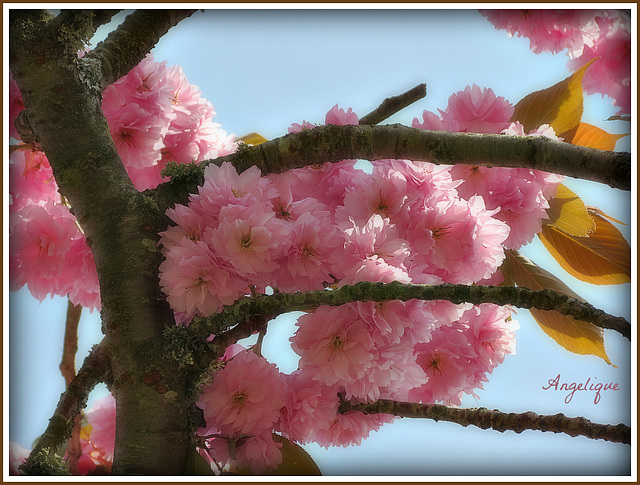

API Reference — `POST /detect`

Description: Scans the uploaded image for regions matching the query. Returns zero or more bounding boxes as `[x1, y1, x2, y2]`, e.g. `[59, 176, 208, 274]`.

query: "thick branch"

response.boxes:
[188, 282, 630, 343]
[155, 125, 631, 209]
[86, 9, 197, 88]
[26, 343, 110, 464]
[358, 83, 427, 125]
[339, 399, 631, 445]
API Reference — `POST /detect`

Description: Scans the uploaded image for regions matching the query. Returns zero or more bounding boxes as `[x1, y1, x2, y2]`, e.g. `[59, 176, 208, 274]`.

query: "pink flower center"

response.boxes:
[329, 335, 345, 353]
[432, 226, 450, 238]
[231, 391, 247, 408]
[427, 354, 445, 376]
[239, 233, 253, 249]
[118, 130, 134, 146]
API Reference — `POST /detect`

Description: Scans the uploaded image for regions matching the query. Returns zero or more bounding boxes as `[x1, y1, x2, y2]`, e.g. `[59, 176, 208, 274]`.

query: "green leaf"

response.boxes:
[501, 250, 612, 365]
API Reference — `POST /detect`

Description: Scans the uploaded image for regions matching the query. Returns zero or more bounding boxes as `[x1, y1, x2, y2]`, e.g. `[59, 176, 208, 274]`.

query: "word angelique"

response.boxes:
[542, 374, 621, 404]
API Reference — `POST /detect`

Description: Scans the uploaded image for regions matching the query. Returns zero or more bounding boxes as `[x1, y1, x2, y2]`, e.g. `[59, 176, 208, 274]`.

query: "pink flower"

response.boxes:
[463, 304, 519, 376]
[272, 212, 344, 292]
[9, 442, 30, 475]
[568, 19, 631, 114]
[67, 238, 101, 311]
[480, 10, 600, 57]
[441, 84, 514, 134]
[288, 120, 315, 133]
[198, 162, 273, 218]
[311, 411, 394, 448]
[412, 109, 460, 132]
[158, 238, 246, 320]
[204, 431, 283, 475]
[325, 104, 359, 125]
[291, 305, 376, 388]
[198, 351, 285, 437]
[107, 102, 167, 169]
[340, 167, 409, 223]
[206, 201, 285, 282]
[405, 197, 509, 284]
[9, 202, 80, 299]
[278, 371, 340, 444]
[85, 393, 116, 464]
[9, 149, 60, 211]
[410, 323, 478, 406]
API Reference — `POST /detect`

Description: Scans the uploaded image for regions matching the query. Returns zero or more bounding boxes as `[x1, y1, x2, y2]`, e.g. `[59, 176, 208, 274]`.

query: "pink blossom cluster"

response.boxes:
[413, 87, 564, 249]
[102, 54, 236, 190]
[480, 9, 631, 114]
[196, 299, 518, 473]
[157, 105, 521, 473]
[9, 54, 235, 310]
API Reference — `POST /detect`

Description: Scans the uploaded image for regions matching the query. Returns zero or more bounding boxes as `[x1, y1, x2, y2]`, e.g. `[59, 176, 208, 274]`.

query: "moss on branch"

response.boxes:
[153, 125, 631, 208]
[23, 343, 110, 472]
[185, 282, 630, 370]
[339, 399, 631, 445]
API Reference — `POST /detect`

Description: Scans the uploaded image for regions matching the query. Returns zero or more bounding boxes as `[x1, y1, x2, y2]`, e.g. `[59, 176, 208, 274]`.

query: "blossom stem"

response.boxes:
[338, 399, 631, 445]
[189, 282, 630, 343]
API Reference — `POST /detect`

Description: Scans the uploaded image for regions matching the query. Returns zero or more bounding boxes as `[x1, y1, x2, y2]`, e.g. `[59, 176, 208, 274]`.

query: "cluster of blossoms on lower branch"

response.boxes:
[195, 299, 517, 474]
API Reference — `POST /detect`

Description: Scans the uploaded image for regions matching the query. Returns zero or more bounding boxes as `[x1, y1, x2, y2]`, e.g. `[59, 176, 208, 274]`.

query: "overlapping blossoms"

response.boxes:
[156, 95, 566, 472]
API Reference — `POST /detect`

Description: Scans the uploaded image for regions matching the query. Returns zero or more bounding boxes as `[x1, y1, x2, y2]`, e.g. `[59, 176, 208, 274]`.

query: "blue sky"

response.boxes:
[6, 7, 634, 477]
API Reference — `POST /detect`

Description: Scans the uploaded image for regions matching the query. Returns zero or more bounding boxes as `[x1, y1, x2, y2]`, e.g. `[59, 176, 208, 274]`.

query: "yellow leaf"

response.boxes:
[539, 211, 631, 285]
[80, 424, 92, 441]
[544, 184, 594, 236]
[511, 58, 597, 141]
[501, 250, 612, 364]
[570, 122, 629, 151]
[586, 206, 628, 225]
[272, 434, 322, 475]
[236, 132, 268, 146]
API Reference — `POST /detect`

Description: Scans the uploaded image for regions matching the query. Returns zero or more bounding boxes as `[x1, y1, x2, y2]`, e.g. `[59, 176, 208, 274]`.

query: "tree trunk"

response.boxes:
[9, 10, 192, 474]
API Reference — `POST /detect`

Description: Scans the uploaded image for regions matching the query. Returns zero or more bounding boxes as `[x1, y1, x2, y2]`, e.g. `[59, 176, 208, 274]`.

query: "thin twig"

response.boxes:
[359, 83, 427, 125]
[339, 399, 631, 445]
[59, 299, 83, 474]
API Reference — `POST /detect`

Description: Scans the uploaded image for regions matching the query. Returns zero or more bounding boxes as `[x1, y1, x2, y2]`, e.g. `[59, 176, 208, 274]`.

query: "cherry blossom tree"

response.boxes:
[8, 8, 631, 476]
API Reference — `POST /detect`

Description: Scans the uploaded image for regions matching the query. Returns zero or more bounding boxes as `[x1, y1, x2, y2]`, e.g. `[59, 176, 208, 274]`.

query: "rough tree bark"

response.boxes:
[10, 8, 631, 476]
[9, 9, 197, 474]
